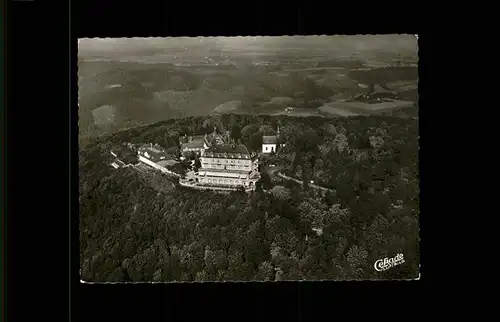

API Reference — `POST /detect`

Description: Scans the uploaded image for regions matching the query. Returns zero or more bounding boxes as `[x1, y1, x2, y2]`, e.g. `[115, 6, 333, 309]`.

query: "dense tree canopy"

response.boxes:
[80, 113, 419, 281]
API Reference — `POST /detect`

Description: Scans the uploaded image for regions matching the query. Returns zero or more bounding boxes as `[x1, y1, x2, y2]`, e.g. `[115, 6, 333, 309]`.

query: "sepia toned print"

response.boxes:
[78, 35, 419, 282]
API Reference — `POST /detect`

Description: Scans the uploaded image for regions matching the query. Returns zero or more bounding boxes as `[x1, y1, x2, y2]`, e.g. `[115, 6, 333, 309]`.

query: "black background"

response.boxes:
[5, 1, 444, 321]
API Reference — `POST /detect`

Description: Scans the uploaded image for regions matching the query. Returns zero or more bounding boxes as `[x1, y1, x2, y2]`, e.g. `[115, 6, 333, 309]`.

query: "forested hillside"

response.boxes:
[79, 113, 419, 281]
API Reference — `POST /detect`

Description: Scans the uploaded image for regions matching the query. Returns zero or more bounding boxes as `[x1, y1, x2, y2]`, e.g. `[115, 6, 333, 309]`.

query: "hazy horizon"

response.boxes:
[78, 35, 418, 57]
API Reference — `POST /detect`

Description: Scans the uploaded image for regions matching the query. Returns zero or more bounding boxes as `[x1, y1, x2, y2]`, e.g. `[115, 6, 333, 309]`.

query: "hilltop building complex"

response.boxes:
[178, 127, 261, 192]
[113, 127, 263, 193]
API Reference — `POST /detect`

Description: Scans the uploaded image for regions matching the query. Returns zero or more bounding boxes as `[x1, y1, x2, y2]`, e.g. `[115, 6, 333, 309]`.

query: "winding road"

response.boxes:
[276, 172, 334, 193]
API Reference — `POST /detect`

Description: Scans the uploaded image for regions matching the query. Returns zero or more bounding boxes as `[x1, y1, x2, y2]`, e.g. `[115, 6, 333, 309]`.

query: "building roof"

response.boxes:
[262, 135, 278, 144]
[190, 135, 205, 142]
[180, 130, 228, 149]
[180, 135, 206, 144]
[156, 160, 179, 168]
[205, 132, 226, 145]
[182, 141, 204, 150]
[204, 144, 251, 159]
[138, 144, 169, 162]
[111, 146, 136, 158]
[139, 143, 167, 152]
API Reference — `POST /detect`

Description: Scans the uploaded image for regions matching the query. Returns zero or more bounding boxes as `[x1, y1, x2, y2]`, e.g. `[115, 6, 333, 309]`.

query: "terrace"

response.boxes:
[179, 180, 255, 193]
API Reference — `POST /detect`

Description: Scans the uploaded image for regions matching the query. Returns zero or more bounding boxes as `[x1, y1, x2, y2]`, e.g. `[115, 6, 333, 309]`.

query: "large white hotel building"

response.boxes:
[198, 144, 260, 189]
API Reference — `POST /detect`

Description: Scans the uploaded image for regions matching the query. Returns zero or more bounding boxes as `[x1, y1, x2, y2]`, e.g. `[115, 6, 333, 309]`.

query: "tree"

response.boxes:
[193, 156, 201, 172]
[259, 125, 276, 135]
[274, 267, 284, 281]
[369, 136, 384, 149]
[346, 245, 368, 276]
[270, 186, 291, 200]
[256, 261, 275, 281]
[166, 146, 180, 157]
[296, 165, 303, 178]
[202, 117, 224, 133]
[241, 124, 260, 142]
[321, 123, 337, 135]
[230, 123, 242, 143]
[184, 151, 196, 160]
[248, 133, 263, 152]
[153, 269, 162, 282]
[333, 133, 350, 154]
[195, 270, 209, 281]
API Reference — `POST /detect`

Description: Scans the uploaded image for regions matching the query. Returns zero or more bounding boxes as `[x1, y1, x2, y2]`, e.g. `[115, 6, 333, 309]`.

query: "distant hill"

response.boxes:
[348, 66, 418, 86]
[78, 43, 417, 141]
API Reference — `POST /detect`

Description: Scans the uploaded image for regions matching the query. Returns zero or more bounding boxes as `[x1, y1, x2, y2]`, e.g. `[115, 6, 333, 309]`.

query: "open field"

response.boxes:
[318, 100, 415, 117]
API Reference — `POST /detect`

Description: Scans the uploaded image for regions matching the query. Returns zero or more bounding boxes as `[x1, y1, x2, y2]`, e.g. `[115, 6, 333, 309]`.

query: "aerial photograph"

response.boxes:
[78, 35, 419, 282]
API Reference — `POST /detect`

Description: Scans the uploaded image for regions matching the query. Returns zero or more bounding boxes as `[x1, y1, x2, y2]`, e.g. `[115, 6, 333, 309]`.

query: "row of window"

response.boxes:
[204, 154, 250, 159]
[263, 146, 276, 152]
[201, 178, 253, 186]
[204, 178, 242, 184]
[201, 158, 251, 165]
[226, 165, 251, 171]
[202, 163, 250, 171]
